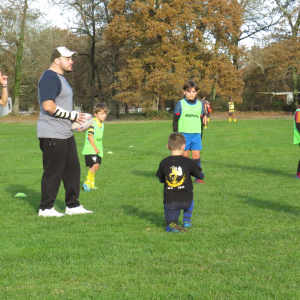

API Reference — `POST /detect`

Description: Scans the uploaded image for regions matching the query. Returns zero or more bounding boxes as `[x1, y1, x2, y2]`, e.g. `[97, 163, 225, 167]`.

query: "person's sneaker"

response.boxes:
[38, 207, 64, 217]
[83, 183, 91, 192]
[65, 205, 93, 215]
[295, 173, 300, 179]
[194, 179, 205, 184]
[166, 222, 189, 233]
[183, 221, 193, 228]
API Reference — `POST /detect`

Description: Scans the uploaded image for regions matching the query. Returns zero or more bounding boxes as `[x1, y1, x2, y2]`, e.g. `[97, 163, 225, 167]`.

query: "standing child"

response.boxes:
[199, 94, 208, 134]
[294, 95, 300, 178]
[173, 80, 205, 183]
[156, 133, 204, 233]
[82, 103, 108, 191]
[228, 97, 237, 123]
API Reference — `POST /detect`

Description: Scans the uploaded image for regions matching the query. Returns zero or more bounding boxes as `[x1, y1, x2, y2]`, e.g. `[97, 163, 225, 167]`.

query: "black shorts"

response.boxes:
[85, 155, 101, 167]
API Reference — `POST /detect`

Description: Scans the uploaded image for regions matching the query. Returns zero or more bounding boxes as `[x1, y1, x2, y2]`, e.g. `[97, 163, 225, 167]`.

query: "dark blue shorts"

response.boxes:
[181, 133, 202, 151]
[164, 200, 193, 221]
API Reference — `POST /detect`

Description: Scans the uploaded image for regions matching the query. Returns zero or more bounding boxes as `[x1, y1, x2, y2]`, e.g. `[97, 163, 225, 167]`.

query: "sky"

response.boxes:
[36, 1, 69, 29]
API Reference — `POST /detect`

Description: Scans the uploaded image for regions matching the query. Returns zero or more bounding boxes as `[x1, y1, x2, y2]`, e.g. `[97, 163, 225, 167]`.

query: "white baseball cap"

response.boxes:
[56, 46, 77, 57]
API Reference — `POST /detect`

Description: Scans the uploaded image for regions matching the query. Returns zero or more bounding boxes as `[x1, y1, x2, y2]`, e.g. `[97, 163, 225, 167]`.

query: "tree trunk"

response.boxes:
[13, 0, 28, 115]
[95, 63, 103, 102]
[292, 67, 299, 104]
[89, 3, 96, 110]
[210, 86, 216, 101]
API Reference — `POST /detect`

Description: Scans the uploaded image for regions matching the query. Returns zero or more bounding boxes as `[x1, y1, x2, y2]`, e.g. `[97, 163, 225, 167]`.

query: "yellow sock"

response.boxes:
[85, 170, 95, 186]
[207, 118, 210, 123]
[234, 119, 236, 123]
[229, 118, 232, 123]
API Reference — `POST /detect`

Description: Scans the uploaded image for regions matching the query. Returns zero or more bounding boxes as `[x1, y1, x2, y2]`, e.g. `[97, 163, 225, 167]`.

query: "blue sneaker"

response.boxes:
[83, 183, 91, 192]
[183, 221, 192, 228]
[296, 173, 300, 179]
[166, 222, 189, 233]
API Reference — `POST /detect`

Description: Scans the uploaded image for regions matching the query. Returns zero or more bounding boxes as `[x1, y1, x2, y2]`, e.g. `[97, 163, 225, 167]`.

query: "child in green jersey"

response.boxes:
[173, 81, 205, 183]
[82, 103, 108, 191]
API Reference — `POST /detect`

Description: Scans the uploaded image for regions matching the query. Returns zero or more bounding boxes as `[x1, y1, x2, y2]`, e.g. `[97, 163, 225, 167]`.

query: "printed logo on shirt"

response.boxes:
[166, 166, 186, 188]
[185, 114, 199, 118]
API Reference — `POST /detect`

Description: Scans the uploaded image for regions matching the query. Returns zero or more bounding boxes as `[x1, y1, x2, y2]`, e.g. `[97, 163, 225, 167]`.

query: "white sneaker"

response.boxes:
[65, 205, 93, 215]
[38, 207, 64, 217]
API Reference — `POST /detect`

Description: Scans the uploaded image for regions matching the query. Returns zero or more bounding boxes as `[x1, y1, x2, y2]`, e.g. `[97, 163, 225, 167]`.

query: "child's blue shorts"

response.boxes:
[181, 133, 202, 151]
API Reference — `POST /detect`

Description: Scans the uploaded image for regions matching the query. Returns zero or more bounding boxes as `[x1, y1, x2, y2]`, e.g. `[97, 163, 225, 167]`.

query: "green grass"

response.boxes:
[1, 117, 300, 299]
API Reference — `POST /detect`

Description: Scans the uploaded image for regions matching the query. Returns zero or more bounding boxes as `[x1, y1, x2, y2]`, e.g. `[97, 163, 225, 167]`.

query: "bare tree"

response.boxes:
[52, 0, 111, 109]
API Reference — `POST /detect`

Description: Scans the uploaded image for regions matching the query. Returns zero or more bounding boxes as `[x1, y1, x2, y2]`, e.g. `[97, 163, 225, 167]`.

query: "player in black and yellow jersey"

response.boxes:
[228, 97, 236, 123]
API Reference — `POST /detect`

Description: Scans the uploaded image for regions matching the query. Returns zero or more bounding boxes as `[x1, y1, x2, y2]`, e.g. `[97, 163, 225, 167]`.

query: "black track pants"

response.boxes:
[39, 136, 80, 210]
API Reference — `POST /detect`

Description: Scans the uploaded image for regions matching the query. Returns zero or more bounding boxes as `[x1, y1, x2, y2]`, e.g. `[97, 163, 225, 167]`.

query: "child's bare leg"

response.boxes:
[183, 150, 190, 158]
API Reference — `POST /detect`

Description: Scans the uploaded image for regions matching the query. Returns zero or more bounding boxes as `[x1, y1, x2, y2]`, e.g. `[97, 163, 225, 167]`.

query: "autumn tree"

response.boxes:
[108, 0, 244, 110]
[274, 0, 300, 103]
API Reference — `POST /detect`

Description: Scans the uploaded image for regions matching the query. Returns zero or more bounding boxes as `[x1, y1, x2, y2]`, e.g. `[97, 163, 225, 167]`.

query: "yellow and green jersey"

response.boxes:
[82, 118, 104, 157]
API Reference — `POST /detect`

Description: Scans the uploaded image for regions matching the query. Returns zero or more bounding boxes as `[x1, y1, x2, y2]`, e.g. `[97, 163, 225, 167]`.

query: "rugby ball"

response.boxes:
[71, 113, 93, 132]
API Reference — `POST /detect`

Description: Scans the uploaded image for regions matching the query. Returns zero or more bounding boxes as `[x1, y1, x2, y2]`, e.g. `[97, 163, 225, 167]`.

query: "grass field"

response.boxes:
[1, 117, 300, 299]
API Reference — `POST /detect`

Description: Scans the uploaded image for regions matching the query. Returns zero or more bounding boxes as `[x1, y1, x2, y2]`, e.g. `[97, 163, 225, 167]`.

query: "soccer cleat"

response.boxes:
[194, 179, 205, 184]
[83, 183, 91, 192]
[65, 205, 93, 215]
[295, 173, 300, 179]
[183, 221, 193, 228]
[167, 222, 189, 233]
[38, 207, 64, 217]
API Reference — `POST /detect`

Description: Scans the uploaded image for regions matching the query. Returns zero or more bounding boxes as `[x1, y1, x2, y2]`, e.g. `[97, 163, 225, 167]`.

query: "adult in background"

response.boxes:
[37, 46, 93, 217]
[0, 71, 8, 106]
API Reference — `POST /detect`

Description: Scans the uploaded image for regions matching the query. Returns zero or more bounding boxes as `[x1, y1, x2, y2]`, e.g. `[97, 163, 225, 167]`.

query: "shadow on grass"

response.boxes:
[241, 195, 300, 216]
[121, 205, 165, 227]
[6, 184, 65, 213]
[207, 161, 293, 179]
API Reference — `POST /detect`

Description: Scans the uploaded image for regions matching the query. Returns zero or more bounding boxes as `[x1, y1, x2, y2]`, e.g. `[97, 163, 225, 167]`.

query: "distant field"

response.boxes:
[1, 117, 300, 299]
[0, 110, 294, 124]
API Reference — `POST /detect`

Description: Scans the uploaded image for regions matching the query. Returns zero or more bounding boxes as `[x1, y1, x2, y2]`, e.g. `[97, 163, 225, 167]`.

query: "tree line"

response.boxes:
[0, 0, 299, 115]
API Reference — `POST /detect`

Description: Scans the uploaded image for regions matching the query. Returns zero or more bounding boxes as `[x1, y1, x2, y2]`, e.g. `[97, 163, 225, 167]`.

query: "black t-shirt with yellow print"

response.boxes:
[156, 155, 202, 203]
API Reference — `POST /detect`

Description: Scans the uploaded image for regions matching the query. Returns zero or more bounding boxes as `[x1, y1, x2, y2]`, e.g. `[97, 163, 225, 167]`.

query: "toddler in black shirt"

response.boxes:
[156, 133, 204, 232]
